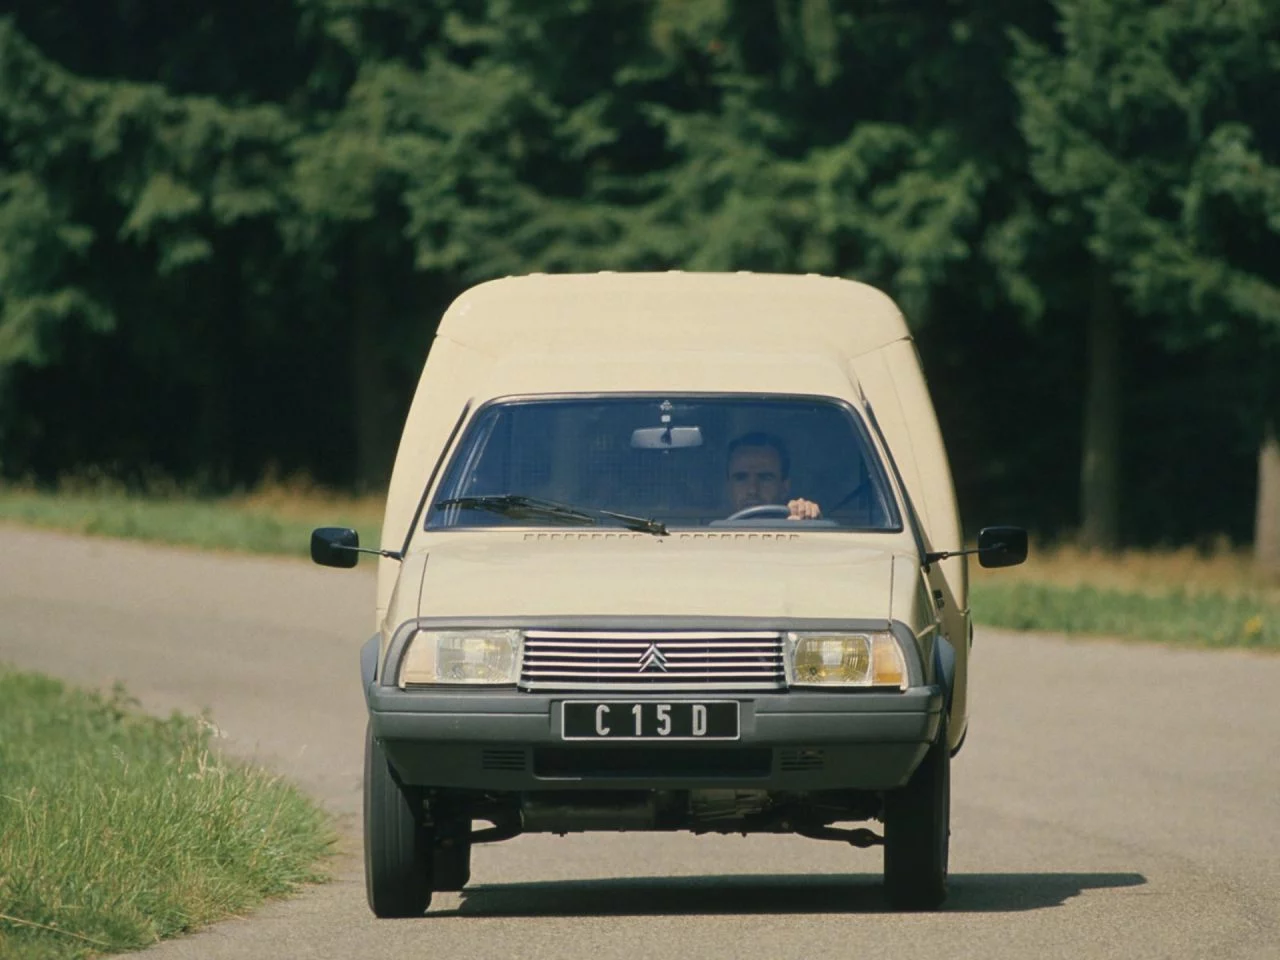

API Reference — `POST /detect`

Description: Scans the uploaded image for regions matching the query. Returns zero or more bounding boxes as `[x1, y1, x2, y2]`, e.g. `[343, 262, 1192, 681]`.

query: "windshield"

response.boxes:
[427, 396, 902, 531]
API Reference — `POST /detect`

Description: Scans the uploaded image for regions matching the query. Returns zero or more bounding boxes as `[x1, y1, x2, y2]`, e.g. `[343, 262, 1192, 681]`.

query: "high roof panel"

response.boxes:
[438, 272, 910, 362]
[470, 349, 862, 401]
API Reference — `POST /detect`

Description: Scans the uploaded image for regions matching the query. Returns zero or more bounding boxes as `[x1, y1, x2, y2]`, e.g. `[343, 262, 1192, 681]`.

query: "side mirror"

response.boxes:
[977, 526, 1028, 568]
[311, 527, 360, 568]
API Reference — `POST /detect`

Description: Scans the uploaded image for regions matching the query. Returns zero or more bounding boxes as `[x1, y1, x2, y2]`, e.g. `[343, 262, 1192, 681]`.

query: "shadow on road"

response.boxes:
[444, 871, 1146, 917]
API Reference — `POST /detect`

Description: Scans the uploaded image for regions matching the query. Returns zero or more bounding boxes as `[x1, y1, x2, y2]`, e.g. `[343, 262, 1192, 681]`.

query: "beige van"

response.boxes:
[311, 272, 1027, 915]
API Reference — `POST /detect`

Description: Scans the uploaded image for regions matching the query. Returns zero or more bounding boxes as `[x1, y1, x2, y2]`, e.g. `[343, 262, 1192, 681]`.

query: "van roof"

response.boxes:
[439, 272, 910, 363]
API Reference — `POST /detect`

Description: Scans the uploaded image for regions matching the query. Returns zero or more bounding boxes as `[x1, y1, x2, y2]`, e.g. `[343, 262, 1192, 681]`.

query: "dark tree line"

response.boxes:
[1, 0, 1277, 561]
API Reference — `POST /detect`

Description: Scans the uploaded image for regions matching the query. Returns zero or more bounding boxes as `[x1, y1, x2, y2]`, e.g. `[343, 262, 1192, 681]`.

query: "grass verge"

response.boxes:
[970, 581, 1276, 649]
[971, 543, 1279, 650]
[0, 483, 382, 558]
[0, 670, 334, 960]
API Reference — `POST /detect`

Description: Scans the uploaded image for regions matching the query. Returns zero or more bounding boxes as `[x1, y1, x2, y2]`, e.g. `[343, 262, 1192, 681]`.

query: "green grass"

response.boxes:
[0, 671, 335, 960]
[970, 541, 1279, 650]
[971, 581, 1277, 650]
[0, 486, 383, 558]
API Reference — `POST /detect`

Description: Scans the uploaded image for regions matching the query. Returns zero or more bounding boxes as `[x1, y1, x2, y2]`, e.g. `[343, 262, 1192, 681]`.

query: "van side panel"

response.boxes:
[850, 340, 970, 748]
[378, 337, 488, 627]
[878, 338, 968, 605]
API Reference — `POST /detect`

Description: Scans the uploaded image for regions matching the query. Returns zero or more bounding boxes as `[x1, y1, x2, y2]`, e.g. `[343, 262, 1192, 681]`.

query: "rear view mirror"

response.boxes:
[631, 426, 703, 449]
[311, 526, 360, 568]
[976, 526, 1028, 568]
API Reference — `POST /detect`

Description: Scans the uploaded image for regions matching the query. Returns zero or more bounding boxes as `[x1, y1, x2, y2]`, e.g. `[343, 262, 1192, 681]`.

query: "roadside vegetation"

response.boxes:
[971, 544, 1278, 651]
[0, 478, 384, 558]
[1, 482, 1276, 652]
[0, 670, 334, 960]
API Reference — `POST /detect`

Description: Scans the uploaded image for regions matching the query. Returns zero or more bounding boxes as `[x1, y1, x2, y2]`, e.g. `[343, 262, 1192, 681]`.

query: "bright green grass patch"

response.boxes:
[971, 581, 1277, 649]
[0, 488, 382, 558]
[0, 671, 334, 960]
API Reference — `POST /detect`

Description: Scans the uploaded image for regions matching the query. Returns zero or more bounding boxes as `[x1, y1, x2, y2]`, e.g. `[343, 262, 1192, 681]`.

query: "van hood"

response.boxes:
[408, 532, 906, 621]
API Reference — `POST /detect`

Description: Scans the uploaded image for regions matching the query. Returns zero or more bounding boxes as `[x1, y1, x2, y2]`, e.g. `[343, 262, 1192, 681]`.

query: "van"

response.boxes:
[311, 272, 1027, 915]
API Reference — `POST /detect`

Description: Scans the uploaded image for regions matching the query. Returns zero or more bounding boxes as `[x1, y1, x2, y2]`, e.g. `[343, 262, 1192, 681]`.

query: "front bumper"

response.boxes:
[369, 685, 944, 792]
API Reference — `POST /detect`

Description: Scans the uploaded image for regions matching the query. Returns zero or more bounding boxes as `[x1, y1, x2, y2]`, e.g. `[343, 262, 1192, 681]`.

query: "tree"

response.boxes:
[1010, 0, 1280, 551]
[0, 10, 311, 484]
[289, 0, 676, 485]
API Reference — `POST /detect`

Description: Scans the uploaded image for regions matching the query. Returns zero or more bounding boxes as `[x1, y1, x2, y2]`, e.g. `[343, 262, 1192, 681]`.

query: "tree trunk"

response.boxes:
[199, 235, 243, 488]
[1080, 264, 1121, 550]
[1257, 423, 1280, 574]
[351, 233, 394, 492]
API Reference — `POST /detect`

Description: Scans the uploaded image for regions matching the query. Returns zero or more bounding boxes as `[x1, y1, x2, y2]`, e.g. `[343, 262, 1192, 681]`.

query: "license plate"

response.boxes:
[561, 701, 739, 741]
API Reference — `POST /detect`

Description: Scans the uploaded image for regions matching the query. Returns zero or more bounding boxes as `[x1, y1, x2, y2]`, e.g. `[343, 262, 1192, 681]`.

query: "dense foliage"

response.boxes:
[0, 0, 1276, 547]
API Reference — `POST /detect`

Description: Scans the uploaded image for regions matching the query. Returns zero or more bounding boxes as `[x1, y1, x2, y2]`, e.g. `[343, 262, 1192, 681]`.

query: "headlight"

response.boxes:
[786, 631, 908, 690]
[399, 629, 522, 687]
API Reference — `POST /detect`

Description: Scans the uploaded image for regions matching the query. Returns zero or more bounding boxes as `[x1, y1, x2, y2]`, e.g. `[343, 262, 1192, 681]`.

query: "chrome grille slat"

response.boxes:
[524, 651, 780, 661]
[519, 630, 786, 692]
[519, 665, 778, 670]
[525, 631, 780, 640]
[524, 669, 783, 678]
[533, 681, 780, 691]
[525, 642, 777, 652]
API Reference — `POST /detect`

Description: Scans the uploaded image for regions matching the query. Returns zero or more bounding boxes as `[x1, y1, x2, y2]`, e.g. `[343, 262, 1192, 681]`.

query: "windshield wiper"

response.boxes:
[435, 494, 668, 536]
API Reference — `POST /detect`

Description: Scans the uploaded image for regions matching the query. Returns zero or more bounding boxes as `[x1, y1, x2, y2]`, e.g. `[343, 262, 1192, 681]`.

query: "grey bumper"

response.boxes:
[368, 685, 944, 792]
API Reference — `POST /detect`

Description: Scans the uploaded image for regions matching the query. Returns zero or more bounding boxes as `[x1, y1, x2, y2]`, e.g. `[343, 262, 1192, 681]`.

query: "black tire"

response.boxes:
[883, 711, 950, 910]
[432, 833, 472, 892]
[364, 724, 433, 917]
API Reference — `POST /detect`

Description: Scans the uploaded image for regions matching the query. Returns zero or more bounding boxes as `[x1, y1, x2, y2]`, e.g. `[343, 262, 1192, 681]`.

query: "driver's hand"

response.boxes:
[787, 498, 821, 520]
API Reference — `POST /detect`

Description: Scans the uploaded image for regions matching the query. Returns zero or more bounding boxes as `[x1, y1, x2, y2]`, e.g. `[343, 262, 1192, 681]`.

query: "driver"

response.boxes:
[726, 432, 821, 520]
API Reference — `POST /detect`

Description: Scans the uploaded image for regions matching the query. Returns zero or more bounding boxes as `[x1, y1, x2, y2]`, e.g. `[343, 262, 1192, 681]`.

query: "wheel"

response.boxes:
[364, 724, 433, 917]
[432, 832, 472, 892]
[883, 711, 950, 910]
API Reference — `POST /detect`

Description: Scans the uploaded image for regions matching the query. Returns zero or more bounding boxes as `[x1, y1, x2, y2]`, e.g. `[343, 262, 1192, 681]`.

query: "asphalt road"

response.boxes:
[3, 527, 1278, 960]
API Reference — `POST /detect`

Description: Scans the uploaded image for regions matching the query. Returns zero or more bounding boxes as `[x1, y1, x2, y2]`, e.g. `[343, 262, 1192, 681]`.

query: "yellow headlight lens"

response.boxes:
[399, 630, 521, 686]
[792, 634, 871, 684]
[789, 632, 907, 689]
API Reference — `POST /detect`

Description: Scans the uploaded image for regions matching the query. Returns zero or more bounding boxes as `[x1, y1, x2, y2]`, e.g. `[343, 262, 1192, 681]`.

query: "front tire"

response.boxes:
[883, 711, 950, 910]
[364, 724, 433, 917]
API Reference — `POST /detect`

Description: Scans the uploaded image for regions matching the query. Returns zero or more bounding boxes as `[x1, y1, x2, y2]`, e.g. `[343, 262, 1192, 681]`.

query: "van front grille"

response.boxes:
[519, 630, 786, 692]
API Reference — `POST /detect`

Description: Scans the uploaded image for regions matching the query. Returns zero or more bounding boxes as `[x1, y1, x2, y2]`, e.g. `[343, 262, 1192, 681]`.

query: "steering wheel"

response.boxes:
[725, 504, 792, 521]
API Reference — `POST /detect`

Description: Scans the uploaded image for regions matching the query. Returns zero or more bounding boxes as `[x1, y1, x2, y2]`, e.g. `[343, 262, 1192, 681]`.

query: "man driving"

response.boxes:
[726, 432, 822, 520]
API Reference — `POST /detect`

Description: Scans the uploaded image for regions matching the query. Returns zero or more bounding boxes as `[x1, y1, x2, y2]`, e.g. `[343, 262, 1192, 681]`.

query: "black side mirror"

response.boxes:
[311, 527, 360, 568]
[977, 526, 1028, 568]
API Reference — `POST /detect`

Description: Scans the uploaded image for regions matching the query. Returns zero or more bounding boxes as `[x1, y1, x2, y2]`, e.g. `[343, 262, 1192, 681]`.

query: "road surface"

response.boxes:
[3, 527, 1277, 959]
